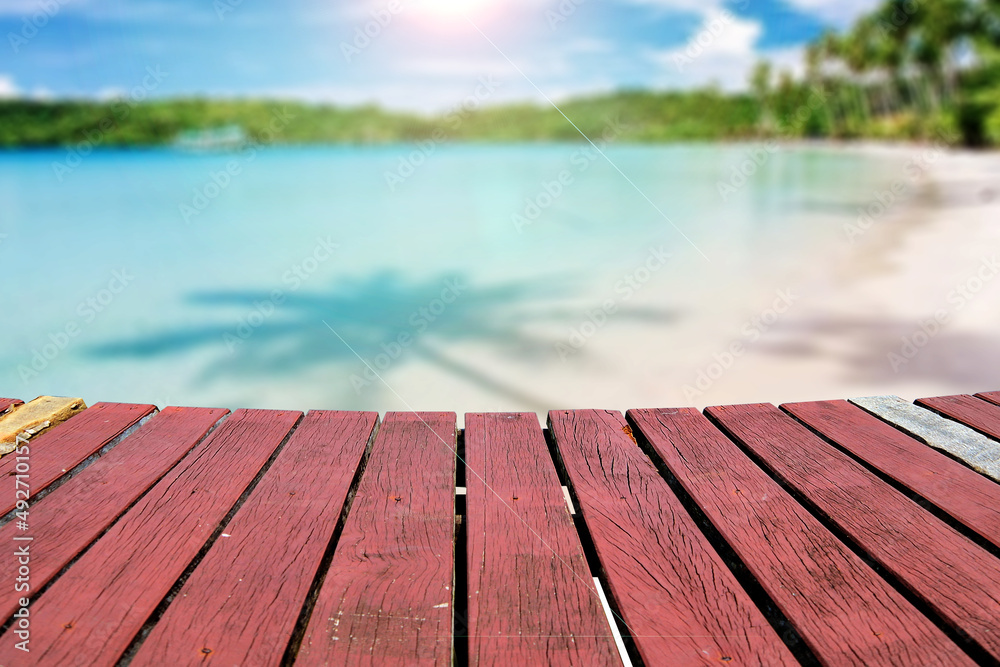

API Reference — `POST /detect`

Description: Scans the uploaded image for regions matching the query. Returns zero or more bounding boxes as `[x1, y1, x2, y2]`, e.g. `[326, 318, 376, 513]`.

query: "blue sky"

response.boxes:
[0, 0, 881, 111]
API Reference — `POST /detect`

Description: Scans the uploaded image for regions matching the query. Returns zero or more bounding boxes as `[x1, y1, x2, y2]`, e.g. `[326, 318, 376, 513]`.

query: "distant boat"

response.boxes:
[174, 125, 247, 152]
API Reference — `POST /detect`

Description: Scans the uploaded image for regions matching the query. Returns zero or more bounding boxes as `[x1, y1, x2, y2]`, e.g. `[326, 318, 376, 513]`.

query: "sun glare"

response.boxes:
[413, 0, 496, 21]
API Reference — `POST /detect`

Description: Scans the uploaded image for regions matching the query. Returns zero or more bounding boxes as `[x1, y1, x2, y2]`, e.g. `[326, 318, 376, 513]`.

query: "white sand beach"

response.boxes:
[671, 144, 1000, 410]
[384, 143, 1000, 419]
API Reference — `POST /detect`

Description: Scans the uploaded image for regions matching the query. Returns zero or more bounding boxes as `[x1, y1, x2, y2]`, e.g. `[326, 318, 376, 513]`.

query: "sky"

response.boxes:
[0, 0, 881, 111]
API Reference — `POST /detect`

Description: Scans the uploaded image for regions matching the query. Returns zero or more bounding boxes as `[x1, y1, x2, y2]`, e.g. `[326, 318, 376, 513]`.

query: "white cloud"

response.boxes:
[647, 11, 764, 90]
[0, 75, 19, 99]
[783, 0, 882, 26]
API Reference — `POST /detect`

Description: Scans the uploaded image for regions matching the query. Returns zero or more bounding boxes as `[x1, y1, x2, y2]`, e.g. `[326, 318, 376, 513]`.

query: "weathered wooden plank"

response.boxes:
[850, 395, 1000, 481]
[629, 407, 971, 666]
[131, 410, 378, 667]
[707, 403, 1000, 661]
[0, 406, 228, 622]
[0, 396, 87, 455]
[548, 409, 795, 666]
[977, 391, 1000, 407]
[0, 409, 301, 666]
[785, 399, 1000, 551]
[0, 402, 154, 517]
[917, 394, 1000, 441]
[0, 398, 22, 415]
[465, 412, 618, 667]
[296, 412, 457, 667]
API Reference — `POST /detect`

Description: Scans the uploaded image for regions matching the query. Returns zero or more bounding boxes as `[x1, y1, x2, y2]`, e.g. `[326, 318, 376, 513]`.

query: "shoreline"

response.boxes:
[685, 145, 1000, 409]
[0, 138, 994, 152]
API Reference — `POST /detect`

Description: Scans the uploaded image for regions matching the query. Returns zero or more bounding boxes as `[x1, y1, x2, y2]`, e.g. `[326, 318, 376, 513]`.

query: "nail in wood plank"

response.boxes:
[296, 412, 456, 667]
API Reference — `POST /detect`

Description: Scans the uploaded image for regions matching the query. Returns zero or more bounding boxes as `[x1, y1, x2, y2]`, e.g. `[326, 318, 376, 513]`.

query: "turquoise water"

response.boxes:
[0, 144, 908, 413]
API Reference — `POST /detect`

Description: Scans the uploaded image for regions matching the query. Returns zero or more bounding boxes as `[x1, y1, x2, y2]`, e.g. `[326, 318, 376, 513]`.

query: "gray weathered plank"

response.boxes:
[850, 396, 1000, 482]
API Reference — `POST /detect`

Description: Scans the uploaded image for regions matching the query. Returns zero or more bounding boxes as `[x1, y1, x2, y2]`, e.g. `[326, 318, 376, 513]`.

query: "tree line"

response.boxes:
[2, 0, 999, 148]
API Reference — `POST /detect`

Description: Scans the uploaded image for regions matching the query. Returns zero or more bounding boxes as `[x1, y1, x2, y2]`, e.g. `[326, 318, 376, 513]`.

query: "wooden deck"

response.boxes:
[2, 392, 1000, 666]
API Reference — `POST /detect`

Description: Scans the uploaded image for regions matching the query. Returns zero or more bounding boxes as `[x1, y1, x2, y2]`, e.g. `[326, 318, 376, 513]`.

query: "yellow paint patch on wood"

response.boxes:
[0, 396, 87, 455]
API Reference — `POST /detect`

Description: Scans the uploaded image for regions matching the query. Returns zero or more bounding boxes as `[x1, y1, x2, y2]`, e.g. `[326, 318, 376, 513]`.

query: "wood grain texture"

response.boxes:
[785, 399, 1000, 551]
[465, 413, 618, 667]
[850, 395, 1000, 481]
[0, 398, 22, 415]
[977, 391, 1000, 407]
[548, 409, 795, 666]
[0, 396, 86, 454]
[0, 409, 301, 667]
[629, 407, 970, 666]
[0, 406, 228, 622]
[0, 402, 154, 517]
[917, 394, 1000, 441]
[131, 410, 378, 667]
[707, 403, 1000, 661]
[296, 412, 457, 667]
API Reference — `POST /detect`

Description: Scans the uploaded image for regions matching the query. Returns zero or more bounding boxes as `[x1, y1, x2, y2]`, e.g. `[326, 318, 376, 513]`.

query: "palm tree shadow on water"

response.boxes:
[86, 271, 682, 410]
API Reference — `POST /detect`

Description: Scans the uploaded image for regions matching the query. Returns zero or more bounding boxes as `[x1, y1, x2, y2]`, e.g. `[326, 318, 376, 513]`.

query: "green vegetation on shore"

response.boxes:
[3, 0, 1000, 149]
[0, 90, 760, 149]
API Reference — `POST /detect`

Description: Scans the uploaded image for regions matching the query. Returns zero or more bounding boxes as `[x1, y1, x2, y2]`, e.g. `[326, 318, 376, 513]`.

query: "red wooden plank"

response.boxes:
[0, 409, 301, 666]
[917, 394, 1000, 441]
[785, 400, 1000, 551]
[548, 409, 795, 666]
[629, 407, 971, 666]
[976, 391, 1000, 407]
[707, 403, 1000, 661]
[296, 412, 456, 667]
[0, 398, 22, 414]
[0, 402, 155, 516]
[0, 406, 228, 622]
[131, 410, 378, 667]
[465, 413, 618, 666]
